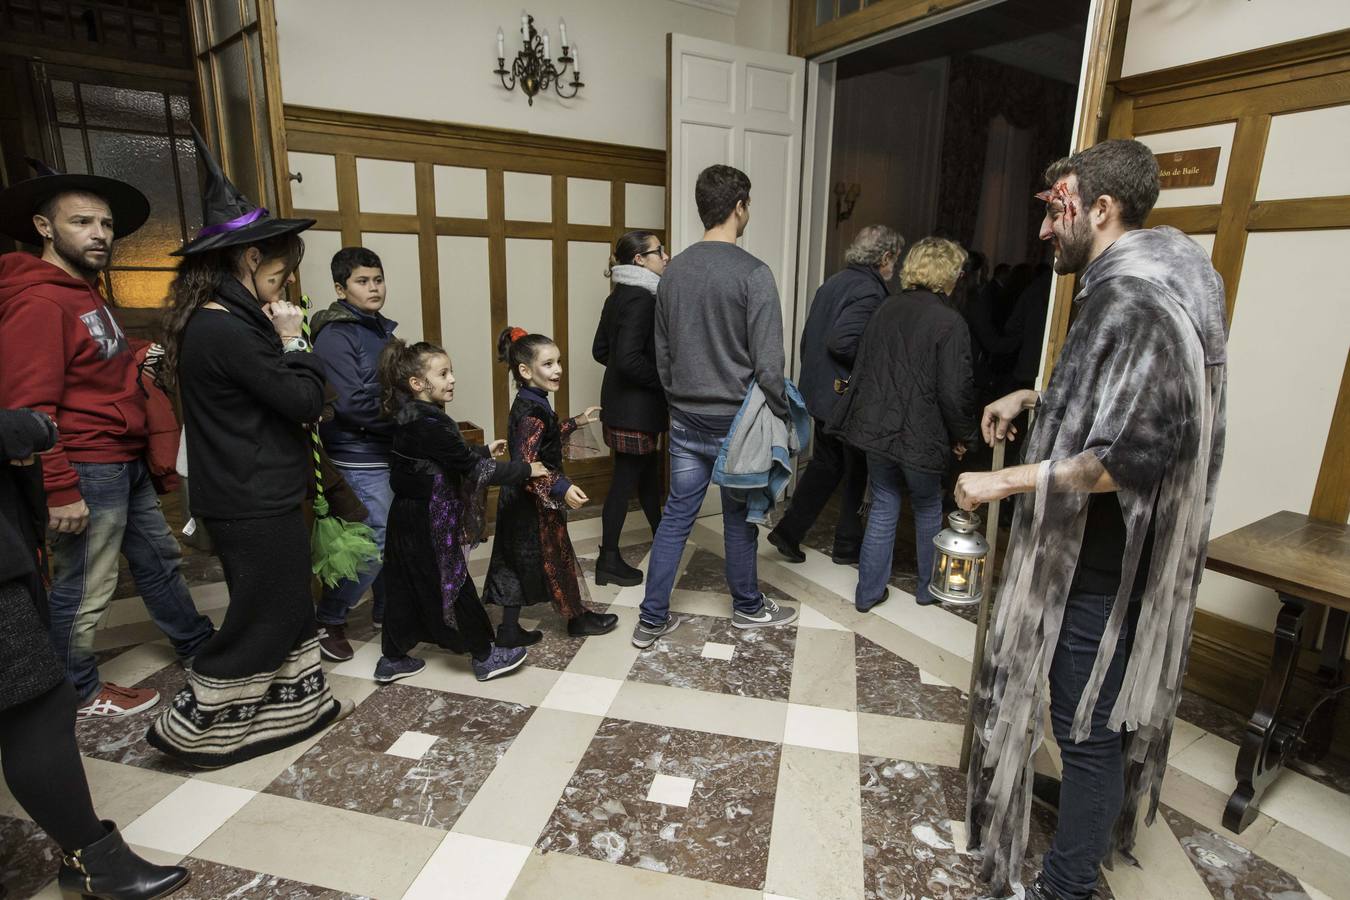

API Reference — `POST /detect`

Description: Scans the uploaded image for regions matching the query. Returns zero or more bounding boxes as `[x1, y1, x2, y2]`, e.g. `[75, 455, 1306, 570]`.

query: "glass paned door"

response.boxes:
[31, 64, 200, 308]
[187, 0, 288, 216]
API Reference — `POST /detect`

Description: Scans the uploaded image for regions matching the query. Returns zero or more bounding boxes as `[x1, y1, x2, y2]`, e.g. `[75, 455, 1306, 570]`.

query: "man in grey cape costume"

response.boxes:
[954, 139, 1228, 899]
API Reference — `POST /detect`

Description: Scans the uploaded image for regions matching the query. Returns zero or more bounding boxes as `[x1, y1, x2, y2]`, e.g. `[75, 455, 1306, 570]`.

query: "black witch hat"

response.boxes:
[174, 125, 314, 256]
[0, 157, 150, 246]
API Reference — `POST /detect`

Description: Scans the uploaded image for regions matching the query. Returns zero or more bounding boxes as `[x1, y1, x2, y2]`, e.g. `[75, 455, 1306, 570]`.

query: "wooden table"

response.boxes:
[1203, 510, 1350, 833]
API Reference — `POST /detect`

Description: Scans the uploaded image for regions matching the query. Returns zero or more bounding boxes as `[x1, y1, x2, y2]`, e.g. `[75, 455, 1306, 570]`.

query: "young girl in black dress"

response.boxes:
[373, 339, 548, 683]
[483, 327, 619, 645]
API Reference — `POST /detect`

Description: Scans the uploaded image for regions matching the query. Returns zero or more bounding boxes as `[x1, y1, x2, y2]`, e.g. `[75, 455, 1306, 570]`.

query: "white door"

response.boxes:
[666, 34, 810, 518]
[667, 33, 807, 359]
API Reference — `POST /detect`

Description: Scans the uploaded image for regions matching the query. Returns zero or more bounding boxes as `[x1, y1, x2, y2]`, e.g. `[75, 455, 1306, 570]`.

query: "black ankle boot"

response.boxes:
[767, 528, 806, 563]
[495, 622, 543, 647]
[568, 609, 619, 636]
[59, 820, 189, 900]
[595, 549, 643, 587]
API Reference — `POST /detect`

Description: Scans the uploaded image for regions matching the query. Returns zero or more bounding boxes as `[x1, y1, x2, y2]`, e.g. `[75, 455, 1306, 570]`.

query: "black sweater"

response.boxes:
[592, 283, 668, 434]
[179, 279, 327, 519]
[829, 289, 977, 474]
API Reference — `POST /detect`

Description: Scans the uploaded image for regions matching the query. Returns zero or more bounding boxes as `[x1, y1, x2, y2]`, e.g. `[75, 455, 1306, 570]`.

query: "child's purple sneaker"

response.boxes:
[472, 645, 528, 681]
[374, 655, 426, 684]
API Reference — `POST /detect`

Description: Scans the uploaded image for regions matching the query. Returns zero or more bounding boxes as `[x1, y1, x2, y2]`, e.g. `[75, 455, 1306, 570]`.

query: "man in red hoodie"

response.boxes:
[0, 161, 214, 718]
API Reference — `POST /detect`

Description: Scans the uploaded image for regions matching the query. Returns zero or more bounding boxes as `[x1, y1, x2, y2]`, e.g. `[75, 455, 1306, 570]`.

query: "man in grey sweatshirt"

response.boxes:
[632, 165, 798, 648]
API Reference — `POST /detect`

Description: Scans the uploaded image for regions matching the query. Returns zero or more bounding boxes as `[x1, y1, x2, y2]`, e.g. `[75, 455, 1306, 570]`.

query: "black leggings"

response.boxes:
[602, 451, 662, 551]
[0, 680, 105, 851]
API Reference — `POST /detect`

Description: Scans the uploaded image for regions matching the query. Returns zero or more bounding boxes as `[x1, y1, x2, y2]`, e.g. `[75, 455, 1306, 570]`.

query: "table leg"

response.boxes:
[1303, 607, 1349, 760]
[1224, 593, 1306, 834]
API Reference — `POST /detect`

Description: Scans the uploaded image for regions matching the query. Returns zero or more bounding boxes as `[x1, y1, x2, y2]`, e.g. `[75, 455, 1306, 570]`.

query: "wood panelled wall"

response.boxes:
[281, 106, 666, 501]
[1101, 31, 1350, 752]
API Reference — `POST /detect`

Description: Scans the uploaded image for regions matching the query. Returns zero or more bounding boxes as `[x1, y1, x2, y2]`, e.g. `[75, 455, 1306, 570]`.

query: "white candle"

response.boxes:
[542, 29, 549, 57]
[497, 27, 505, 59]
[572, 41, 579, 74]
[559, 17, 567, 48]
[520, 12, 527, 41]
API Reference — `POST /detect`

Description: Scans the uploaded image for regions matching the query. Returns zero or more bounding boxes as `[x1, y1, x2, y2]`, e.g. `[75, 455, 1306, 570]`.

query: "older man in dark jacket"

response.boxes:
[768, 225, 902, 565]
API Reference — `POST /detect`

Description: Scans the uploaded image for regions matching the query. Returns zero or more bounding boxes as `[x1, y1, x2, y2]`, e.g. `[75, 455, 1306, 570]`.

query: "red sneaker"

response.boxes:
[77, 683, 160, 718]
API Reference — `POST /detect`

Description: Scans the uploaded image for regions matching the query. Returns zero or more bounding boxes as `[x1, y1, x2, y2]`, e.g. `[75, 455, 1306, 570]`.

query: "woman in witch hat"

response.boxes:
[146, 128, 355, 767]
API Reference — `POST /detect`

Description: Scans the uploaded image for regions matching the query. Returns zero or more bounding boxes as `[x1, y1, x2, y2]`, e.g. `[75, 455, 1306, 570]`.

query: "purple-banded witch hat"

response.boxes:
[173, 124, 314, 256]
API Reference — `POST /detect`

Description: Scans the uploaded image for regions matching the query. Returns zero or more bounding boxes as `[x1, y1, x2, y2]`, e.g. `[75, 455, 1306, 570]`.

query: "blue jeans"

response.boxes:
[639, 420, 764, 627]
[48, 460, 214, 702]
[856, 456, 943, 606]
[316, 465, 391, 626]
[1041, 589, 1132, 899]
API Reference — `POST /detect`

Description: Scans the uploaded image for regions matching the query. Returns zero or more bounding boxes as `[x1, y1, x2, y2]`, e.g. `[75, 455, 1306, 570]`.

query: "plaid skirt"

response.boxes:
[603, 425, 660, 456]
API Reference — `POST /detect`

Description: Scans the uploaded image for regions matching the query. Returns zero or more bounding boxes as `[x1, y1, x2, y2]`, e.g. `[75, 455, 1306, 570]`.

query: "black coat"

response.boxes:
[797, 264, 889, 421]
[829, 289, 978, 474]
[592, 283, 668, 434]
[179, 278, 327, 520]
[0, 408, 55, 584]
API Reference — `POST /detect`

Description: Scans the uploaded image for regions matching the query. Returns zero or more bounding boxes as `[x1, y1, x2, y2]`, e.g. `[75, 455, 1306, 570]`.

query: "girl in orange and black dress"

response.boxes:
[482, 327, 619, 645]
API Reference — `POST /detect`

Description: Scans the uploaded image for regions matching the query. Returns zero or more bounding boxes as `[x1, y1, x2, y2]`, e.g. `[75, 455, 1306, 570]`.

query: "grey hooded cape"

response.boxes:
[965, 226, 1229, 894]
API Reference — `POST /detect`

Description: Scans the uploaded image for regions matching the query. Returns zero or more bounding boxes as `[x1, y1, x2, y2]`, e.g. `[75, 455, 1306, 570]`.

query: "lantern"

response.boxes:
[930, 510, 989, 606]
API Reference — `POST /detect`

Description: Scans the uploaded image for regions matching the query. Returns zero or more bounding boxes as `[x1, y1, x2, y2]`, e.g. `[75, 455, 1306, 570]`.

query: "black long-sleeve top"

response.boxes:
[178, 278, 326, 519]
[389, 400, 530, 497]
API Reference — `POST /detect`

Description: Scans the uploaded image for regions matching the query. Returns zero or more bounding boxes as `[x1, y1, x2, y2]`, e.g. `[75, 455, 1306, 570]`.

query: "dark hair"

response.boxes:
[1044, 139, 1160, 228]
[331, 246, 383, 287]
[160, 232, 305, 392]
[605, 230, 657, 277]
[496, 326, 556, 388]
[695, 165, 751, 230]
[377, 337, 447, 414]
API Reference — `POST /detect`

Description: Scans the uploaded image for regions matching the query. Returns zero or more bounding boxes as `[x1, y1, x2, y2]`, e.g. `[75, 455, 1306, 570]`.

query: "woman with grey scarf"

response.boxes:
[591, 231, 670, 585]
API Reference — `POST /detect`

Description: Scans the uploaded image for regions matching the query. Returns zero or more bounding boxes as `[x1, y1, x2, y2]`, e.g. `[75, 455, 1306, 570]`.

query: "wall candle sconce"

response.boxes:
[494, 13, 583, 106]
[834, 181, 861, 226]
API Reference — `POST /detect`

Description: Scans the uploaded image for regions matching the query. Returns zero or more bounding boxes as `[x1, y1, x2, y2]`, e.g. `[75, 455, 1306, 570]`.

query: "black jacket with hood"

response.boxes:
[797, 263, 889, 422]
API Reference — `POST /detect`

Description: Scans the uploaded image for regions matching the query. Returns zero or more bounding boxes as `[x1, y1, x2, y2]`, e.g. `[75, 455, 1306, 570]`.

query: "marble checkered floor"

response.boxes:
[3, 512, 1349, 899]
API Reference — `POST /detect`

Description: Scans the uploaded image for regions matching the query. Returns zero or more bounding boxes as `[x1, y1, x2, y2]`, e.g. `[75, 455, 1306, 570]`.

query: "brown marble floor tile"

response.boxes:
[266, 683, 531, 830]
[76, 662, 198, 776]
[0, 815, 61, 899]
[1160, 805, 1311, 900]
[484, 603, 614, 671]
[537, 717, 781, 890]
[859, 757, 1107, 900]
[626, 612, 795, 702]
[675, 548, 795, 606]
[175, 857, 372, 899]
[854, 634, 966, 725]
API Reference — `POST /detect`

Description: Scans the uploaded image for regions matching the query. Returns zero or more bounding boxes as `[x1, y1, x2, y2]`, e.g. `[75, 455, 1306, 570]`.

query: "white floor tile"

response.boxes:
[796, 604, 849, 631]
[328, 638, 384, 680]
[538, 671, 623, 717]
[783, 703, 859, 755]
[646, 773, 697, 808]
[701, 641, 736, 661]
[947, 819, 971, 855]
[121, 779, 256, 855]
[402, 832, 531, 900]
[386, 730, 441, 760]
[1300, 880, 1335, 900]
[918, 669, 951, 688]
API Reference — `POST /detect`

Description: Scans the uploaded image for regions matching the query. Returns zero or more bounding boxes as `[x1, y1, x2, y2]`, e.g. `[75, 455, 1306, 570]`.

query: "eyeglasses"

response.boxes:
[639, 245, 667, 258]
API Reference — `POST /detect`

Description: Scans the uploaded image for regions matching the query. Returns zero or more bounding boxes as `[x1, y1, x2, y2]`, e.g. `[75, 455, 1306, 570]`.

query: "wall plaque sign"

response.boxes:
[1155, 148, 1221, 189]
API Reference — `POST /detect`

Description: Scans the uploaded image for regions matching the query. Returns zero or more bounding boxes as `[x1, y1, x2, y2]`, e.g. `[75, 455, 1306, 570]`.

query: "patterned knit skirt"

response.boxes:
[146, 509, 339, 768]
